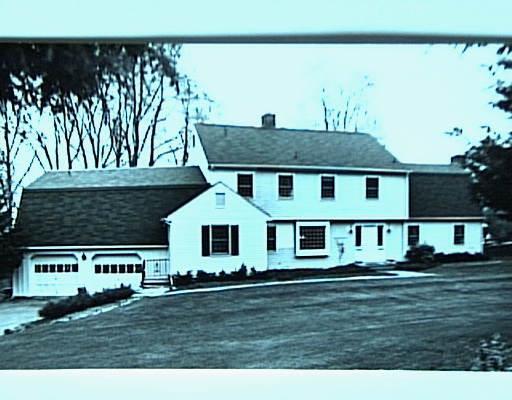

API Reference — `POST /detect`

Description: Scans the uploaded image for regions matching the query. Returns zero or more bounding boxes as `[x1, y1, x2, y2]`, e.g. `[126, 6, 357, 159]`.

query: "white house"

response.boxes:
[11, 114, 484, 296]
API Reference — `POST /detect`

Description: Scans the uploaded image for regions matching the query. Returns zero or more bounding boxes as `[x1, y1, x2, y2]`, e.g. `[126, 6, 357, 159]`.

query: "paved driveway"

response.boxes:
[0, 299, 46, 333]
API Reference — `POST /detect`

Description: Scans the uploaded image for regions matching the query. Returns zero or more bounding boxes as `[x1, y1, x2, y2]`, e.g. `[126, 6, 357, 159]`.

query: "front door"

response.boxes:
[359, 225, 386, 263]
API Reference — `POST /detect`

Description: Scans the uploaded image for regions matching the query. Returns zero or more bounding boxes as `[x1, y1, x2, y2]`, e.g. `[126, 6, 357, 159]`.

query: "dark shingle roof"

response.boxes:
[16, 167, 209, 246]
[409, 173, 482, 218]
[28, 166, 206, 190]
[195, 123, 406, 170]
[402, 163, 467, 174]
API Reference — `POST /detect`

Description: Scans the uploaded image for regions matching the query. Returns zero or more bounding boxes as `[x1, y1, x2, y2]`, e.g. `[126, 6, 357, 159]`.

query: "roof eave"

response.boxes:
[209, 163, 409, 174]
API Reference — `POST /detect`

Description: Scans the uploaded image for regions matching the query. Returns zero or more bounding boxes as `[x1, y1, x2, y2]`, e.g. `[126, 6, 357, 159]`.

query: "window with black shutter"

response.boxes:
[231, 225, 239, 255]
[267, 225, 276, 251]
[211, 225, 230, 254]
[454, 224, 465, 245]
[278, 174, 293, 198]
[408, 225, 420, 246]
[321, 176, 335, 199]
[366, 177, 379, 199]
[237, 174, 253, 197]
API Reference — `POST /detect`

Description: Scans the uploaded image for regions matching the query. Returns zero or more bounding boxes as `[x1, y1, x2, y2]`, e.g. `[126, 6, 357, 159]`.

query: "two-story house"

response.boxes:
[11, 114, 483, 296]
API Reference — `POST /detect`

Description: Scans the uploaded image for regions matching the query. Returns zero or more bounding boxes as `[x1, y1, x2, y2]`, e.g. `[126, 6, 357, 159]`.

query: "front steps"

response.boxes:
[141, 275, 172, 289]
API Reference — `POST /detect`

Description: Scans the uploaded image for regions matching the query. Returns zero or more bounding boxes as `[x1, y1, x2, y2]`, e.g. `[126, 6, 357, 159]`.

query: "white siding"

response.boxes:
[208, 169, 408, 220]
[168, 183, 268, 275]
[268, 221, 405, 269]
[13, 248, 168, 297]
[404, 221, 484, 254]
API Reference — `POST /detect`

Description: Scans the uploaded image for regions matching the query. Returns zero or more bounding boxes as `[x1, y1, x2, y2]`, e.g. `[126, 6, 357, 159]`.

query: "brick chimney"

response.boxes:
[261, 113, 276, 128]
[450, 154, 466, 166]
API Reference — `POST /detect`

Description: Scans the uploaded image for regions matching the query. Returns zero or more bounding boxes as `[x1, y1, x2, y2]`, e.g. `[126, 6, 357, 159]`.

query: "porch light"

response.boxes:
[387, 228, 392, 233]
[81, 252, 87, 261]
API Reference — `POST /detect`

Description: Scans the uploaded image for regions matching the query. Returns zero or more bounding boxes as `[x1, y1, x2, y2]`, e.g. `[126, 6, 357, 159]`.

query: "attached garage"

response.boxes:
[29, 254, 80, 296]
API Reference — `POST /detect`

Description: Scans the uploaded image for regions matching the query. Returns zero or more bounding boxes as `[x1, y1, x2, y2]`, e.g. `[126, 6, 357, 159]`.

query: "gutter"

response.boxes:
[209, 163, 409, 175]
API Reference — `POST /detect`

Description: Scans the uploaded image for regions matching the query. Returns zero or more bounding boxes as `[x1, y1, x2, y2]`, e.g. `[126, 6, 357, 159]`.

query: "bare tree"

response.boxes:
[321, 77, 376, 132]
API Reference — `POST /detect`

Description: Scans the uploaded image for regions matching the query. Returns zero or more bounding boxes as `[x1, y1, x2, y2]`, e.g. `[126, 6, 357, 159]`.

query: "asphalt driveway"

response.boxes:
[0, 262, 510, 369]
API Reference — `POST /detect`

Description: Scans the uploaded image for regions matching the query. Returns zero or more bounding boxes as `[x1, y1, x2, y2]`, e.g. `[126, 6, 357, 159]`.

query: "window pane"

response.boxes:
[267, 226, 276, 251]
[57, 264, 64, 273]
[35, 264, 41, 273]
[127, 264, 134, 273]
[49, 264, 56, 273]
[454, 225, 465, 244]
[366, 177, 379, 199]
[65, 264, 71, 272]
[299, 226, 326, 250]
[119, 264, 126, 273]
[215, 193, 226, 207]
[321, 176, 335, 198]
[212, 225, 229, 253]
[103, 264, 109, 274]
[95, 265, 101, 274]
[278, 175, 293, 197]
[72, 264, 78, 272]
[408, 226, 420, 246]
[135, 264, 143, 273]
[111, 264, 118, 273]
[237, 174, 253, 197]
[42, 264, 49, 273]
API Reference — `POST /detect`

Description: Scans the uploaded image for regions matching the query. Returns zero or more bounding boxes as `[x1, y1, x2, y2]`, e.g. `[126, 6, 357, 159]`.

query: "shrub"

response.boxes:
[434, 252, 489, 264]
[231, 264, 248, 280]
[250, 267, 257, 276]
[405, 244, 435, 264]
[196, 270, 216, 282]
[173, 271, 193, 286]
[38, 285, 135, 320]
[470, 333, 511, 371]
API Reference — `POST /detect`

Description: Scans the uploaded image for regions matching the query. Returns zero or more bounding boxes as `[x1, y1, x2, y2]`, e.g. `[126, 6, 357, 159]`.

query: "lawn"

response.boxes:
[0, 262, 511, 369]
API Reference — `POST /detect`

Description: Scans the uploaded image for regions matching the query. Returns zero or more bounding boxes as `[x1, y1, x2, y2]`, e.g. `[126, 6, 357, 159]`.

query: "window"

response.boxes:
[366, 177, 379, 199]
[211, 225, 229, 253]
[278, 174, 293, 198]
[295, 222, 330, 256]
[35, 263, 78, 273]
[408, 225, 420, 246]
[215, 192, 226, 208]
[202, 225, 240, 256]
[95, 263, 142, 274]
[454, 224, 465, 245]
[355, 226, 362, 247]
[377, 225, 384, 247]
[321, 176, 335, 199]
[267, 225, 276, 251]
[237, 174, 253, 197]
[300, 226, 326, 249]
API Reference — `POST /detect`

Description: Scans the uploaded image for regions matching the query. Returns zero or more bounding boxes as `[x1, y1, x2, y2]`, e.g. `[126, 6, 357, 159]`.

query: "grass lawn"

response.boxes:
[0, 262, 511, 369]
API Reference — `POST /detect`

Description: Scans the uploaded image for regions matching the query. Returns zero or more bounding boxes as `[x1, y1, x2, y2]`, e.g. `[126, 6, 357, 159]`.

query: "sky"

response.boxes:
[179, 43, 512, 164]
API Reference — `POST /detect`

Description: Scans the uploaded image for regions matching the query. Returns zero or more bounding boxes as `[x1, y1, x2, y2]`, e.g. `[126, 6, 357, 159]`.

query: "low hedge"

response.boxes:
[39, 285, 135, 320]
[434, 252, 489, 263]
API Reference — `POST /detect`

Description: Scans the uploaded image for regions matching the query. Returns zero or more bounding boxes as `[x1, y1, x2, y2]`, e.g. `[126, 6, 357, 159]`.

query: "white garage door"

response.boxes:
[31, 254, 80, 296]
[90, 254, 143, 292]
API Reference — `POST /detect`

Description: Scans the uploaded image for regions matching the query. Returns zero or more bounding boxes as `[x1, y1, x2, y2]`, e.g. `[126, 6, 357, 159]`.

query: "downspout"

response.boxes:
[162, 219, 174, 288]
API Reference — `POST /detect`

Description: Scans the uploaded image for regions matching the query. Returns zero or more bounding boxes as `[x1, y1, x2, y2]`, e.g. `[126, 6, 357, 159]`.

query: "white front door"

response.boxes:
[359, 225, 386, 263]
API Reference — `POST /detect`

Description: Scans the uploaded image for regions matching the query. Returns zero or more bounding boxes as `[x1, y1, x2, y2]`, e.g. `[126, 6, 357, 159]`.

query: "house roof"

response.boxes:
[409, 172, 482, 218]
[16, 167, 209, 246]
[402, 163, 467, 174]
[195, 123, 406, 171]
[27, 166, 206, 190]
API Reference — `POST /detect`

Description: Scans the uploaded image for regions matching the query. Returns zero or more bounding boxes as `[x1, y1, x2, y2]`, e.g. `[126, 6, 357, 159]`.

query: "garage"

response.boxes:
[30, 254, 80, 296]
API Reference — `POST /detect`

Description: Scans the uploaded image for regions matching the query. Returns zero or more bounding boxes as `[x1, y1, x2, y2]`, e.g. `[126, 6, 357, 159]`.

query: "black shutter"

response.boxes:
[201, 225, 210, 256]
[231, 225, 239, 255]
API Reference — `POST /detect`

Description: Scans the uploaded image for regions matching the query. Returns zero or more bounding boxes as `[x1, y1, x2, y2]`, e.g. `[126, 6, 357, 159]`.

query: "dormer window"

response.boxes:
[366, 177, 379, 199]
[278, 174, 293, 198]
[237, 174, 253, 198]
